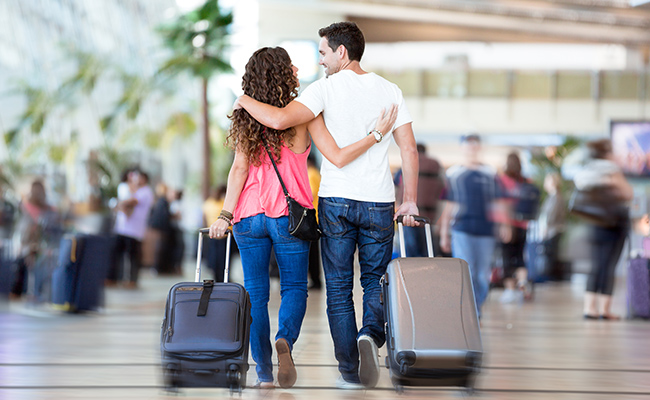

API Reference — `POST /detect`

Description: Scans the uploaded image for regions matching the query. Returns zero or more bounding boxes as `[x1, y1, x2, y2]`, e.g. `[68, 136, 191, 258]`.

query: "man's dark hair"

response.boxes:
[460, 133, 481, 144]
[587, 138, 612, 159]
[318, 22, 365, 62]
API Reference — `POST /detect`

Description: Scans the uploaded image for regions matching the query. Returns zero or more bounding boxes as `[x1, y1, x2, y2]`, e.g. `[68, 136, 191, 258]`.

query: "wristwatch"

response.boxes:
[369, 129, 383, 143]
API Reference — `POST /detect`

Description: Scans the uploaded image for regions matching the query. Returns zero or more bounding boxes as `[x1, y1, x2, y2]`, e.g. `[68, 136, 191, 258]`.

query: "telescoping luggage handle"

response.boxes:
[396, 215, 434, 258]
[196, 228, 232, 283]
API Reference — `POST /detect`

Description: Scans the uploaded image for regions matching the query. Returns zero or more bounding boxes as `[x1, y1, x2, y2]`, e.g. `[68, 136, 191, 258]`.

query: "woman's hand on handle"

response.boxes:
[375, 104, 398, 138]
[209, 218, 230, 239]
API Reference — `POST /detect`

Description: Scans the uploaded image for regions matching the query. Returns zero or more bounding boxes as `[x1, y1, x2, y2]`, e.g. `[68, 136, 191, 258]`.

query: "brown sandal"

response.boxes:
[275, 338, 297, 388]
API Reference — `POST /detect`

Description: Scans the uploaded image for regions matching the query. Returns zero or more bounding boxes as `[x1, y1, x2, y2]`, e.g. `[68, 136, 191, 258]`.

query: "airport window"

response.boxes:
[424, 71, 467, 98]
[468, 70, 508, 98]
[512, 72, 553, 99]
[601, 71, 640, 100]
[556, 72, 592, 99]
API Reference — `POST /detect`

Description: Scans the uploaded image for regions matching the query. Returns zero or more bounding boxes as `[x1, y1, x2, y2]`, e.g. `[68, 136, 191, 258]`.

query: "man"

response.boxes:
[236, 22, 419, 389]
[395, 143, 445, 257]
[439, 134, 510, 316]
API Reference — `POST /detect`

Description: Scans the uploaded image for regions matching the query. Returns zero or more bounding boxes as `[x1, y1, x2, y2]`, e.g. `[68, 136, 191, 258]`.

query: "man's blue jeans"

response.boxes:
[451, 229, 496, 316]
[318, 197, 394, 383]
[233, 214, 310, 382]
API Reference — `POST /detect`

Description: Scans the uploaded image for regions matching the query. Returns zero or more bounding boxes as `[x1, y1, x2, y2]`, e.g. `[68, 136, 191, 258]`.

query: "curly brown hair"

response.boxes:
[227, 47, 298, 166]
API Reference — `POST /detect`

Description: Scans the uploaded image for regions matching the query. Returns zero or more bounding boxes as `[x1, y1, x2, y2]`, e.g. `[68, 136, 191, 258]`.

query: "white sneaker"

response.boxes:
[500, 289, 518, 304]
[357, 335, 380, 388]
[335, 375, 364, 390]
[253, 379, 275, 389]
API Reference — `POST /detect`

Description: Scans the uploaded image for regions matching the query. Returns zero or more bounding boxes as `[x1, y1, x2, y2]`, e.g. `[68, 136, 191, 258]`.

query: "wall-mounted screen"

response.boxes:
[610, 120, 650, 177]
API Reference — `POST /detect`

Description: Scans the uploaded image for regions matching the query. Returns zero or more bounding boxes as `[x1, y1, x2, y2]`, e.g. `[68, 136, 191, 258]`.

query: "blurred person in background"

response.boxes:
[209, 46, 397, 389]
[203, 185, 228, 282]
[537, 173, 567, 281]
[574, 139, 632, 320]
[306, 154, 322, 290]
[169, 188, 185, 275]
[147, 182, 175, 275]
[11, 179, 61, 299]
[107, 169, 154, 289]
[495, 152, 534, 303]
[0, 185, 17, 240]
[395, 143, 445, 256]
[440, 134, 510, 317]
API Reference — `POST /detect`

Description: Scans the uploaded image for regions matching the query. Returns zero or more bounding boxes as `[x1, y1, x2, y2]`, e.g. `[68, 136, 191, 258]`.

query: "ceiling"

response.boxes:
[330, 0, 650, 49]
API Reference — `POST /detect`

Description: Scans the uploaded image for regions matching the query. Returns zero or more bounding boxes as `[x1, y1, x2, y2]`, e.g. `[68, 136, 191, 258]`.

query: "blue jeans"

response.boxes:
[451, 229, 496, 316]
[233, 214, 310, 382]
[318, 197, 394, 383]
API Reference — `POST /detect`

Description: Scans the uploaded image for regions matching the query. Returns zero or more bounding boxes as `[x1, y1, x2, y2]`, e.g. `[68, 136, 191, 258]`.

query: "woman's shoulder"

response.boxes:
[286, 123, 311, 155]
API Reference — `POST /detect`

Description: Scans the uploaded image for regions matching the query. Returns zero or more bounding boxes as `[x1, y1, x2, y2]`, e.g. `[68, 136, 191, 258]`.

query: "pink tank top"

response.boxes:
[233, 144, 313, 223]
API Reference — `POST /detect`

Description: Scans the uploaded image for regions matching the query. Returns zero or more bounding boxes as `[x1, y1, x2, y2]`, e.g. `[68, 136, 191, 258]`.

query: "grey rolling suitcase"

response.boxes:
[161, 229, 251, 393]
[381, 216, 482, 392]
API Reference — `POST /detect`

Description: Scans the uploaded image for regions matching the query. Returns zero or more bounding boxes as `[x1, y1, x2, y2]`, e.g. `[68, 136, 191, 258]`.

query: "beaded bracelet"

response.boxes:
[218, 215, 232, 226]
[220, 210, 233, 220]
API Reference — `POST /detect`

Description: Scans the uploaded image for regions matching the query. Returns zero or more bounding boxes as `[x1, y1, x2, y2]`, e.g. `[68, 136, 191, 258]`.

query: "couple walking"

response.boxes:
[209, 22, 419, 390]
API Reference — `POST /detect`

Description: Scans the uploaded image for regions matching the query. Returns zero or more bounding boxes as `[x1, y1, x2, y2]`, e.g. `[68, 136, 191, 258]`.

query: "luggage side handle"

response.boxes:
[197, 228, 232, 283]
[396, 215, 434, 258]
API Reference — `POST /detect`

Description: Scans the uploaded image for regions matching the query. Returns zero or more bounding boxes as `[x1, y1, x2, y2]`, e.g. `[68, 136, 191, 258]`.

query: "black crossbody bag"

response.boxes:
[262, 136, 321, 242]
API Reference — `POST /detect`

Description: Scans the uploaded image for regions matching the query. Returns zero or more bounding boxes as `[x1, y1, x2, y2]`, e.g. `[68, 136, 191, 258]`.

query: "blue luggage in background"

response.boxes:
[161, 229, 251, 393]
[627, 256, 650, 319]
[51, 234, 112, 312]
[0, 240, 13, 298]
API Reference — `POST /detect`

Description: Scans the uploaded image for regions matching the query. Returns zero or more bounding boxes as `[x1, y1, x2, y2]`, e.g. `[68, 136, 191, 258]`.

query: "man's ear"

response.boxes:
[337, 44, 347, 60]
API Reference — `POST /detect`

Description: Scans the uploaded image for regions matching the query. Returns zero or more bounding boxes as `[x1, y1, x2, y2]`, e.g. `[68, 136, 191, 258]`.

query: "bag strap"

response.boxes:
[261, 130, 290, 198]
[197, 280, 214, 317]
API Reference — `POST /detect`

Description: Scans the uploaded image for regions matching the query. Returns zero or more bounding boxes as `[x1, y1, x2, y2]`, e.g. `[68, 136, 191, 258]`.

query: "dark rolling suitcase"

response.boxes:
[381, 216, 482, 392]
[160, 228, 251, 393]
[51, 234, 112, 312]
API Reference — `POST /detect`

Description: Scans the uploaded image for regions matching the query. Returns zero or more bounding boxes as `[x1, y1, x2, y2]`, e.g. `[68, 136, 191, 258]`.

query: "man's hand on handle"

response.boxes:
[394, 201, 421, 227]
[209, 218, 230, 239]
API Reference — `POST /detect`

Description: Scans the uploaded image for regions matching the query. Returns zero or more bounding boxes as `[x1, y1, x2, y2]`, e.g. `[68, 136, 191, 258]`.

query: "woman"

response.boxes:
[12, 180, 60, 299]
[209, 47, 397, 389]
[497, 152, 534, 303]
[574, 139, 633, 320]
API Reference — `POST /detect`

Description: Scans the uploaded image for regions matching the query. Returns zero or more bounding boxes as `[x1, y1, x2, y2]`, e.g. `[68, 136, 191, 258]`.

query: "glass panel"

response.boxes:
[557, 72, 592, 99]
[512, 72, 552, 99]
[601, 72, 639, 99]
[424, 70, 467, 98]
[376, 70, 422, 97]
[468, 70, 508, 97]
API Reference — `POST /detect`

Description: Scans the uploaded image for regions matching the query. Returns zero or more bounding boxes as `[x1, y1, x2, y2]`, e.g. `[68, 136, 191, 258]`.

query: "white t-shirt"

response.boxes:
[117, 182, 131, 200]
[296, 70, 412, 203]
[114, 185, 154, 240]
[573, 159, 620, 190]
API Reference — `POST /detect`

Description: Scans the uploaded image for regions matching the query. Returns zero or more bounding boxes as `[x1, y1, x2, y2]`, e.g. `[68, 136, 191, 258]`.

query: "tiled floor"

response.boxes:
[1, 256, 650, 400]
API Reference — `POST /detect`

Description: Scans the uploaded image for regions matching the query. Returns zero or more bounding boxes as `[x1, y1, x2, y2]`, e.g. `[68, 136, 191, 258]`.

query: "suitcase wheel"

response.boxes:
[393, 384, 404, 394]
[227, 367, 243, 395]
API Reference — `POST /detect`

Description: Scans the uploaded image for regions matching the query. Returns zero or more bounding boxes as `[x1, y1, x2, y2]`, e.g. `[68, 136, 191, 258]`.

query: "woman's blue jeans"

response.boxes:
[233, 214, 310, 382]
[318, 197, 394, 383]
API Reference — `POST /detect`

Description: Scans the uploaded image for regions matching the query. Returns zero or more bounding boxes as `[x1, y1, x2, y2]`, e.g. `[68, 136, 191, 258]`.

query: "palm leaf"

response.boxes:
[4, 129, 19, 147]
